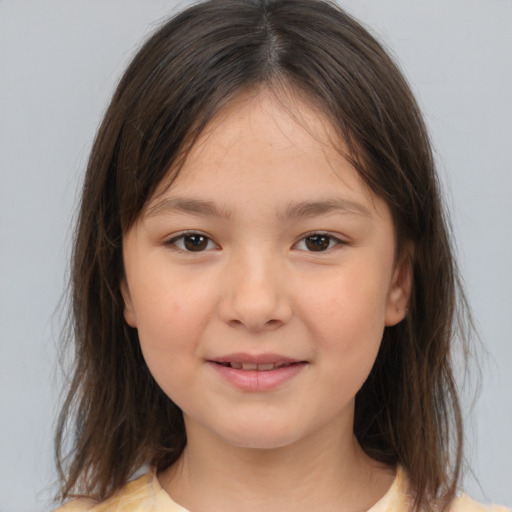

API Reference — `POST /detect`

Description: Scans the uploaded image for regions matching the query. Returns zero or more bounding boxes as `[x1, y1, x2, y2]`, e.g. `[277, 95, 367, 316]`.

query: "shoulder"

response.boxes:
[378, 467, 510, 512]
[449, 494, 511, 512]
[54, 473, 159, 512]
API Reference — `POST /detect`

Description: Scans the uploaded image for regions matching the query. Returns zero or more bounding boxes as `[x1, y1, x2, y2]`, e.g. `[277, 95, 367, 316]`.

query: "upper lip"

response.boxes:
[209, 353, 304, 365]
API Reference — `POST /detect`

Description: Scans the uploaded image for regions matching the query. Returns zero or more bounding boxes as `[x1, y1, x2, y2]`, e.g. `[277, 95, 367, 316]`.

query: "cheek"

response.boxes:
[305, 269, 389, 339]
[130, 272, 217, 353]
[298, 262, 390, 380]
[132, 281, 216, 401]
[313, 287, 385, 401]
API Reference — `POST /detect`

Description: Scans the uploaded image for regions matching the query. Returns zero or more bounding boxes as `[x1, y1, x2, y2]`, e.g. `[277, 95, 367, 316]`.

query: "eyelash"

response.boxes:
[165, 231, 219, 253]
[165, 231, 345, 253]
[294, 232, 345, 252]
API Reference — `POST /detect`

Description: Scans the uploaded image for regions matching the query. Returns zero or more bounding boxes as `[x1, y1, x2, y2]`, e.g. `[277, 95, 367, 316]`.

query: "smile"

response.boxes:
[208, 354, 307, 391]
[215, 361, 297, 371]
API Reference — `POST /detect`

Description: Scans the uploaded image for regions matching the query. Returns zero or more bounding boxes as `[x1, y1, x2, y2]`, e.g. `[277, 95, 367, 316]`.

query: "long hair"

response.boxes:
[56, 1, 471, 510]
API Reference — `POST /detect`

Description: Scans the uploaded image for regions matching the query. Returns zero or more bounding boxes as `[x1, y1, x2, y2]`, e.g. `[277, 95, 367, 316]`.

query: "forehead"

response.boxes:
[149, 88, 377, 211]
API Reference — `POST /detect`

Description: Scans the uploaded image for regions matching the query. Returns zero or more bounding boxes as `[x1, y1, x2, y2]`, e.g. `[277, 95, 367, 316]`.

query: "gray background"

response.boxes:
[1, 1, 511, 511]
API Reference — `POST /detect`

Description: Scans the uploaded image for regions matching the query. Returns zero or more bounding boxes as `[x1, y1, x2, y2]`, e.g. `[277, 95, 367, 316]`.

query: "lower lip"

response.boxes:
[208, 362, 307, 391]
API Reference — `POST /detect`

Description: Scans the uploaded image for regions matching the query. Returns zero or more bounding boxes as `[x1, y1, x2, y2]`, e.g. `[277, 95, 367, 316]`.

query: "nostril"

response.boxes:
[226, 317, 282, 331]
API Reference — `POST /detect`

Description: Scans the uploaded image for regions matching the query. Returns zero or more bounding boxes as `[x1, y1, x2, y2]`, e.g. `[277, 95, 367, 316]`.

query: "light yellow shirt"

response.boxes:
[55, 468, 510, 512]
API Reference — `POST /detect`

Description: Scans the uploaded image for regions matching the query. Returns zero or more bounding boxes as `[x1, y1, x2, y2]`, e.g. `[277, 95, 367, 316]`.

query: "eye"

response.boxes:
[295, 233, 343, 252]
[167, 232, 218, 252]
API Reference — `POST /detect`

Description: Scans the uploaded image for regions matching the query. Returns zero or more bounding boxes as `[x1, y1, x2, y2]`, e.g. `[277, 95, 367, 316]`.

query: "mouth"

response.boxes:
[209, 353, 307, 372]
[208, 355, 307, 391]
[213, 361, 301, 371]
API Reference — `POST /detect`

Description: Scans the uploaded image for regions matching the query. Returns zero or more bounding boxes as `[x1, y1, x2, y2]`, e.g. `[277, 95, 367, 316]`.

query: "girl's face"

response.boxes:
[122, 90, 410, 451]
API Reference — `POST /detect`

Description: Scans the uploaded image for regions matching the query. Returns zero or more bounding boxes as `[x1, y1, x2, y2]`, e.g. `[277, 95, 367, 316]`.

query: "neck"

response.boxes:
[159, 415, 395, 512]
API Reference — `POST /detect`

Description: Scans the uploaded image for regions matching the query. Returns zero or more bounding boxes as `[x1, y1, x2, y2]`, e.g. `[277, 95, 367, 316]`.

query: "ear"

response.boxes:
[120, 278, 138, 328]
[385, 249, 413, 326]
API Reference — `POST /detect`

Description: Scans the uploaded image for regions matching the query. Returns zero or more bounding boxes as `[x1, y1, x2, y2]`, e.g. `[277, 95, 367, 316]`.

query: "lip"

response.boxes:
[211, 353, 301, 365]
[208, 353, 307, 392]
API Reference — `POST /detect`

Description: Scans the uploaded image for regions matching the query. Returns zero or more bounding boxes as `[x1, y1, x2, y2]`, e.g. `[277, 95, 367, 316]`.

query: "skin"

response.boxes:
[122, 90, 411, 512]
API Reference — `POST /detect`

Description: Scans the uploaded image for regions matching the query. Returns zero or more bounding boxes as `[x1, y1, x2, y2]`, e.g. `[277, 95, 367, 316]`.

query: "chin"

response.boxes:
[210, 418, 306, 451]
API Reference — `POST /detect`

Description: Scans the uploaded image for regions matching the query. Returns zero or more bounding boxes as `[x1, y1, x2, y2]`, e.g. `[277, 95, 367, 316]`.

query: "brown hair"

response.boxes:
[56, 1, 471, 510]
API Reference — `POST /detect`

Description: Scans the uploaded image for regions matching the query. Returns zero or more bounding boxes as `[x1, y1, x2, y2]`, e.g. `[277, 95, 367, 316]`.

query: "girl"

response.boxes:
[54, 1, 509, 511]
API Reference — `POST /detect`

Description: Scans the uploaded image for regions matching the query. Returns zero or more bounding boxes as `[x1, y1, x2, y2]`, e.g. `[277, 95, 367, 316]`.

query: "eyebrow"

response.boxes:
[146, 196, 372, 220]
[281, 198, 372, 220]
[146, 197, 233, 219]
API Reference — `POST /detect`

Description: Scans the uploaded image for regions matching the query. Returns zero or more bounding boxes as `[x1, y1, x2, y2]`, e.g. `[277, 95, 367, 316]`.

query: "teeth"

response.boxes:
[257, 363, 275, 371]
[226, 362, 293, 371]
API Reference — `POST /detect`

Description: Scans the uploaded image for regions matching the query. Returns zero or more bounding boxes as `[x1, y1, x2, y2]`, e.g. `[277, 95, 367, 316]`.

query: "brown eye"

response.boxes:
[168, 233, 216, 252]
[304, 234, 331, 251]
[183, 234, 209, 251]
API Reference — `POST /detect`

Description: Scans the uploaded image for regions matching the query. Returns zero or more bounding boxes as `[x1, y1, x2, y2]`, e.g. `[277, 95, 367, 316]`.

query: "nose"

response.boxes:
[218, 250, 293, 332]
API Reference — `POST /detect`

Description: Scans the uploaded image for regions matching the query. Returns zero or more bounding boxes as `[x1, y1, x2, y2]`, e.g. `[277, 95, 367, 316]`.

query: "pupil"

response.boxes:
[305, 235, 329, 251]
[184, 235, 208, 251]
